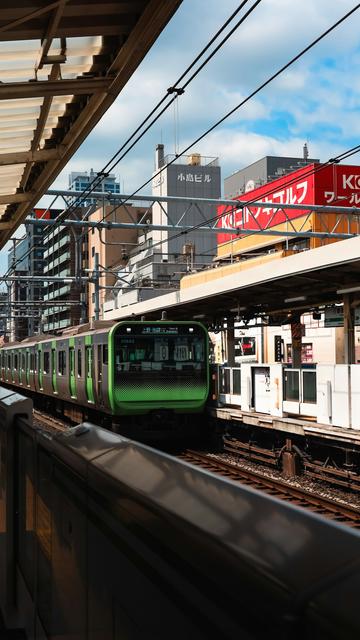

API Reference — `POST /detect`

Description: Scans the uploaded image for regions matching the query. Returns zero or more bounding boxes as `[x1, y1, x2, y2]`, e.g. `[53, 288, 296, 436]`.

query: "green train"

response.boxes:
[0, 320, 209, 428]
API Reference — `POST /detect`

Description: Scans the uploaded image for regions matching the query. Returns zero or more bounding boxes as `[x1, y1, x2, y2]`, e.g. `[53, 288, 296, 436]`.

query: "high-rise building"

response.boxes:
[7, 209, 60, 341]
[103, 144, 221, 315]
[68, 168, 120, 206]
[42, 209, 87, 332]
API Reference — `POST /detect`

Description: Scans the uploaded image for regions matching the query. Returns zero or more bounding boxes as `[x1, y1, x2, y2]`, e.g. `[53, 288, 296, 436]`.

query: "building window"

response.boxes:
[91, 246, 95, 257]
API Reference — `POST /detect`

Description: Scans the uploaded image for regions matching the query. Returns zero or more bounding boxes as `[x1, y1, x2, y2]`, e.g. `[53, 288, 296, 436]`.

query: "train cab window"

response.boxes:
[77, 349, 82, 378]
[58, 350, 66, 375]
[43, 352, 50, 374]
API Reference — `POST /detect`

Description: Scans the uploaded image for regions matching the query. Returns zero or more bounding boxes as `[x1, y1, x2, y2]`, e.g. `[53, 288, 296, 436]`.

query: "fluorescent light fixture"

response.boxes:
[229, 306, 247, 312]
[193, 314, 205, 319]
[284, 295, 307, 303]
[336, 286, 360, 294]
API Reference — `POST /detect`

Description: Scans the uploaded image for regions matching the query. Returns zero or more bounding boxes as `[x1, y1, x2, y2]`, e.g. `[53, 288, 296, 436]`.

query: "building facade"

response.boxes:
[224, 147, 319, 199]
[42, 210, 87, 332]
[103, 144, 221, 314]
[7, 209, 60, 341]
[87, 204, 144, 320]
[68, 168, 120, 206]
[217, 162, 360, 260]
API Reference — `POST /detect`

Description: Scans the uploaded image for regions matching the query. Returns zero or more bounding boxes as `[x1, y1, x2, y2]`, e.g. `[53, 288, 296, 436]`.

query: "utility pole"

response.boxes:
[94, 252, 100, 321]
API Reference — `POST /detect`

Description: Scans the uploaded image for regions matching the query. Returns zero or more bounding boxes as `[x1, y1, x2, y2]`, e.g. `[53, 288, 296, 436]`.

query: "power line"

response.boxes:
[42, 0, 263, 237]
[97, 3, 360, 258]
[102, 1, 360, 232]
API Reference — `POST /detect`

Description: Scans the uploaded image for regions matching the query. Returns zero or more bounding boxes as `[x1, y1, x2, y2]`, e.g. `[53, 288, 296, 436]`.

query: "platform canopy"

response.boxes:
[0, 0, 181, 248]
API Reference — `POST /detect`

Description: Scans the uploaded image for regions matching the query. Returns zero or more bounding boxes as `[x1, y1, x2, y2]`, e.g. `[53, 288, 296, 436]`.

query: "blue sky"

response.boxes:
[1, 0, 360, 273]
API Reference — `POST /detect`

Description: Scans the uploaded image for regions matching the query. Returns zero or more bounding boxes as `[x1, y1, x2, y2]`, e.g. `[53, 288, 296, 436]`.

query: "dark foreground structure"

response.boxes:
[0, 387, 360, 639]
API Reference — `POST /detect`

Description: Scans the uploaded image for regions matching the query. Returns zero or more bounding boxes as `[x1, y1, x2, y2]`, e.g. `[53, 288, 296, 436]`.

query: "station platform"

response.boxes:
[210, 405, 360, 446]
[210, 362, 360, 449]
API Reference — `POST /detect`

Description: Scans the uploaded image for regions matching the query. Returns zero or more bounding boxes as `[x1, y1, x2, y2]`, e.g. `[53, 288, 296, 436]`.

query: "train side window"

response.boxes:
[103, 345, 108, 365]
[7, 354, 11, 369]
[30, 353, 34, 372]
[77, 349, 82, 378]
[43, 352, 50, 374]
[58, 350, 66, 375]
[14, 354, 18, 370]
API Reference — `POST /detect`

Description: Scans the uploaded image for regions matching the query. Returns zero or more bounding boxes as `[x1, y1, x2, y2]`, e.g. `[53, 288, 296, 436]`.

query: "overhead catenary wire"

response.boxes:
[96, 2, 360, 260]
[6, 5, 360, 285]
[42, 0, 262, 238]
[101, 1, 360, 232]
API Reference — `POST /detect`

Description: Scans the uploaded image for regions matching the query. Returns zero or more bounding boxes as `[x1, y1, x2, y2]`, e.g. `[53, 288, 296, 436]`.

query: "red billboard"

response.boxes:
[217, 163, 360, 245]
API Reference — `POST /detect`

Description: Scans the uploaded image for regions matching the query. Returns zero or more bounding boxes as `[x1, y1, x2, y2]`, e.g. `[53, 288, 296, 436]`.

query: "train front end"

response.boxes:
[109, 321, 209, 416]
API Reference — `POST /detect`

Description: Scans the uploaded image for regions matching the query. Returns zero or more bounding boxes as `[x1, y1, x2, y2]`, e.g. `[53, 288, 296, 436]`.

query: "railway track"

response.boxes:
[33, 409, 69, 433]
[180, 450, 360, 529]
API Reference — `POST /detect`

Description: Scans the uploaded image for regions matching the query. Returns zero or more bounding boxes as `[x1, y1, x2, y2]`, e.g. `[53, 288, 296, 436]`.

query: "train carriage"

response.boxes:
[0, 320, 209, 428]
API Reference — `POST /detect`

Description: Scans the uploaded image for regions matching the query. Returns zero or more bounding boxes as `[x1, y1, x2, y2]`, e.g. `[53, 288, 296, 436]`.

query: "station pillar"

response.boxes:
[226, 317, 236, 366]
[290, 314, 302, 368]
[343, 294, 355, 364]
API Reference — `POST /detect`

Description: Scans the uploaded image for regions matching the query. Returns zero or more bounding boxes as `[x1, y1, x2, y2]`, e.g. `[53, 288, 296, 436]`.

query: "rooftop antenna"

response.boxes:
[303, 142, 309, 160]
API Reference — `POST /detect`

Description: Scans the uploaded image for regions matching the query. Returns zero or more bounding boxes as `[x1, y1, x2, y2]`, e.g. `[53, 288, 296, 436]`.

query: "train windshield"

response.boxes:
[114, 324, 206, 381]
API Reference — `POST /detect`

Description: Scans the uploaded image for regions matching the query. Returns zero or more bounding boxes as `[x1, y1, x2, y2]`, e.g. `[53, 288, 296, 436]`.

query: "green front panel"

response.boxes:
[85, 335, 95, 403]
[51, 341, 57, 393]
[109, 322, 209, 415]
[69, 338, 76, 398]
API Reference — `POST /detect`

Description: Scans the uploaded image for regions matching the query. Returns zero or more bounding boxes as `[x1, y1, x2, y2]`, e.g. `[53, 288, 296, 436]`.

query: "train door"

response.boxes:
[69, 346, 76, 398]
[85, 345, 95, 403]
[96, 345, 103, 405]
[37, 347, 43, 391]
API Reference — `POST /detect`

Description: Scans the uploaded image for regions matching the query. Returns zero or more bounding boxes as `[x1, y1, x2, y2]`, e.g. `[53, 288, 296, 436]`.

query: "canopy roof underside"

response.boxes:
[0, 0, 181, 248]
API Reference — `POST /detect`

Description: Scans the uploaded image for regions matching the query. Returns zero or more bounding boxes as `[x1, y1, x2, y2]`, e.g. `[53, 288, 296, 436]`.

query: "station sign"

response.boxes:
[324, 307, 360, 327]
[217, 164, 360, 245]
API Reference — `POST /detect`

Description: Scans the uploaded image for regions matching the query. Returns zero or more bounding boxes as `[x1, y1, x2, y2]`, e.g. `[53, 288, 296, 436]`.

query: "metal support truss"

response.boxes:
[37, 189, 360, 240]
